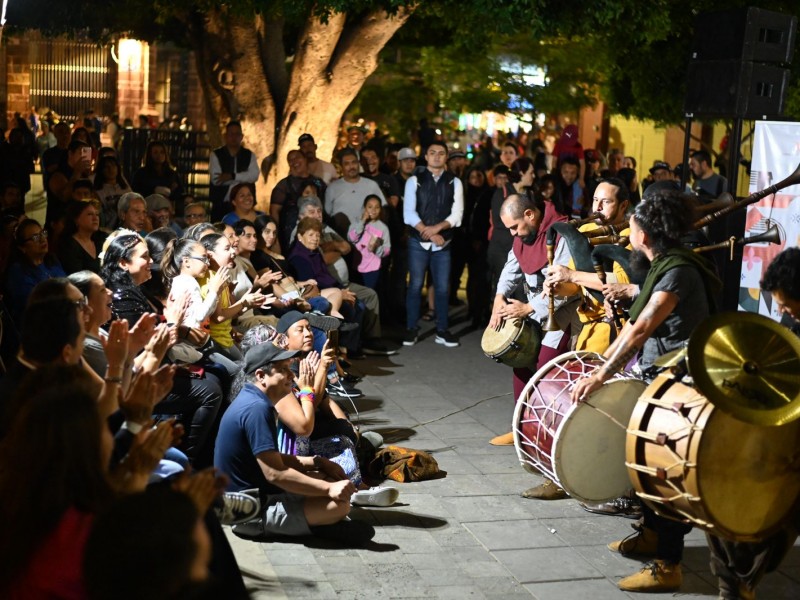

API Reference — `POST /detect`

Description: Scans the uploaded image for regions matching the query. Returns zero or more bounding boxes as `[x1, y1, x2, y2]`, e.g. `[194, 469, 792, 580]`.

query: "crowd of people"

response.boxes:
[1, 107, 794, 600]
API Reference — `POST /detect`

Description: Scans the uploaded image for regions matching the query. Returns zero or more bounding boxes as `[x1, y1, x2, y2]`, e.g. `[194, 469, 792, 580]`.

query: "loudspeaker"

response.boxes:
[684, 60, 790, 119]
[691, 8, 797, 64]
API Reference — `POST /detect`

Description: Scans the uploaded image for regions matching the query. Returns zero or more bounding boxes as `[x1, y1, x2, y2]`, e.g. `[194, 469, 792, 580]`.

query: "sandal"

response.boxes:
[421, 309, 435, 321]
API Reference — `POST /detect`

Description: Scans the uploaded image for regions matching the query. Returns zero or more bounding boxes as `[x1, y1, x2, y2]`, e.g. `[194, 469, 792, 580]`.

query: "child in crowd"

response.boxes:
[347, 194, 390, 290]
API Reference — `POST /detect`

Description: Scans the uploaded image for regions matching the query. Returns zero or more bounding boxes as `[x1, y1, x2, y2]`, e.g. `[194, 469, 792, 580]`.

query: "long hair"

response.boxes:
[142, 141, 176, 173]
[632, 190, 694, 255]
[0, 366, 113, 592]
[99, 232, 142, 290]
[161, 237, 201, 289]
[93, 155, 128, 189]
[12, 218, 59, 270]
[143, 228, 178, 300]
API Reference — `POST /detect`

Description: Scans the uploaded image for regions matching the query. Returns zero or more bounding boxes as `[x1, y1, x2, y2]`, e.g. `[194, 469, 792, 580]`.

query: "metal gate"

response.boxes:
[29, 39, 114, 122]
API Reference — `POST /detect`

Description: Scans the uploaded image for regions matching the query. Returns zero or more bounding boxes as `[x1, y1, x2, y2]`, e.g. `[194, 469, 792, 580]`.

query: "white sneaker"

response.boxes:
[351, 486, 399, 507]
[215, 491, 261, 525]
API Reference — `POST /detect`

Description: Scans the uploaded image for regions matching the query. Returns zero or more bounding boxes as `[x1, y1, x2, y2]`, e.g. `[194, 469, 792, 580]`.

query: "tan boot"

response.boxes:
[521, 478, 568, 500]
[489, 432, 515, 446]
[607, 522, 658, 558]
[618, 560, 682, 592]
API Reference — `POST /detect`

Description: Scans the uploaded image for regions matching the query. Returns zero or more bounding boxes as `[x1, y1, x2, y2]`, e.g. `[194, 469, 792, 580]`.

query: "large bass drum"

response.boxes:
[481, 317, 542, 369]
[626, 372, 800, 542]
[513, 351, 646, 502]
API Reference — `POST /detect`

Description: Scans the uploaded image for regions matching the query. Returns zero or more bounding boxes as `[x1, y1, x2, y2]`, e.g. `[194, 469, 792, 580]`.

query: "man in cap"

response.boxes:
[146, 193, 182, 236]
[649, 161, 672, 183]
[345, 124, 366, 163]
[298, 133, 338, 184]
[446, 150, 467, 180]
[215, 343, 360, 540]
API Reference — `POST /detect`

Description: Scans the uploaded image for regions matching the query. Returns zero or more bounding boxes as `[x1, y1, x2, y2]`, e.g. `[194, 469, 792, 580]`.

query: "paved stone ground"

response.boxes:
[226, 309, 800, 599]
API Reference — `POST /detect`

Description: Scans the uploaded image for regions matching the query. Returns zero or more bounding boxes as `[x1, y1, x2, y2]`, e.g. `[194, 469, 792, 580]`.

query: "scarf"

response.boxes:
[628, 246, 721, 321]
[512, 200, 567, 274]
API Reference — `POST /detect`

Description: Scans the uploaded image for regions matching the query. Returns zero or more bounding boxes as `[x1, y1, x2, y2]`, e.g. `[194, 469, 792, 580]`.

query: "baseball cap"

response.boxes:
[276, 310, 308, 334]
[398, 148, 416, 161]
[347, 124, 367, 133]
[243, 343, 301, 375]
[298, 133, 314, 145]
[145, 193, 171, 212]
[448, 151, 466, 159]
[649, 161, 671, 174]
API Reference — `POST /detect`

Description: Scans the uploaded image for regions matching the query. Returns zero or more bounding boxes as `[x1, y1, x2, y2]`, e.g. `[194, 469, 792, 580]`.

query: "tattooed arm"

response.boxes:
[570, 290, 679, 402]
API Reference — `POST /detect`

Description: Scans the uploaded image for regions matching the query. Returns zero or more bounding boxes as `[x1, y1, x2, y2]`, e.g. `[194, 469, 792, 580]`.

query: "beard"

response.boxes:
[521, 228, 539, 245]
[629, 249, 652, 280]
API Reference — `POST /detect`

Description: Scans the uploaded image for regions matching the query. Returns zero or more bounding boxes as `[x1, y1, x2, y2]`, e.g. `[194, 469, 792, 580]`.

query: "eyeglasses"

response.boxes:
[23, 230, 48, 243]
[73, 296, 89, 311]
[188, 255, 211, 265]
[185, 213, 205, 220]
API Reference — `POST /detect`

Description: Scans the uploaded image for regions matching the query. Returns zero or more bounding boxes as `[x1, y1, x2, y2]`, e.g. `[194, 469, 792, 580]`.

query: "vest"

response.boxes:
[210, 146, 254, 204]
[409, 167, 456, 242]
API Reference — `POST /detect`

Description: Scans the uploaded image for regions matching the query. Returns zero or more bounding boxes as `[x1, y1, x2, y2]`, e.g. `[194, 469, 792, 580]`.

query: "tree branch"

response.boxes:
[256, 13, 290, 117]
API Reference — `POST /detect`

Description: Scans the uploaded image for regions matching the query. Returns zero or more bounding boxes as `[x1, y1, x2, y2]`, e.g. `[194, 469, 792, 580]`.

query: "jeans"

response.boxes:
[407, 237, 451, 332]
[361, 270, 380, 290]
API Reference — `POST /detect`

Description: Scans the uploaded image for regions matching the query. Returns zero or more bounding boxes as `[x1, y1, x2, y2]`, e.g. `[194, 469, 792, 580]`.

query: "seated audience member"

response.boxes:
[183, 221, 216, 241]
[117, 192, 148, 236]
[4, 219, 66, 323]
[130, 140, 184, 206]
[222, 182, 264, 226]
[84, 487, 221, 600]
[215, 343, 369, 541]
[183, 201, 209, 229]
[92, 154, 131, 229]
[0, 181, 23, 212]
[147, 193, 183, 236]
[57, 199, 106, 275]
[100, 232, 224, 463]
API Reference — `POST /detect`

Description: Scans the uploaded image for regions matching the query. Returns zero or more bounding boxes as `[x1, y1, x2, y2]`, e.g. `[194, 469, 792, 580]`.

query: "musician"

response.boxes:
[486, 194, 582, 453]
[706, 247, 800, 600]
[544, 178, 631, 353]
[570, 190, 721, 593]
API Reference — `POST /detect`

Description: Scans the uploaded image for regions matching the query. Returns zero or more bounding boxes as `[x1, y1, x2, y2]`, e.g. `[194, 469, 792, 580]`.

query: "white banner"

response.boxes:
[739, 121, 800, 325]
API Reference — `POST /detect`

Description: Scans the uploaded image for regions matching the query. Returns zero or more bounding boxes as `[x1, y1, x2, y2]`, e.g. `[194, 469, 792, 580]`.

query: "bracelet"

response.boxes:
[121, 421, 144, 435]
[298, 387, 314, 395]
[104, 376, 123, 385]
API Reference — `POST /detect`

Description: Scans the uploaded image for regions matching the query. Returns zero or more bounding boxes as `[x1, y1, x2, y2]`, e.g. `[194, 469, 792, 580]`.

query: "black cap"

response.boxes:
[649, 161, 670, 174]
[448, 151, 466, 159]
[276, 310, 308, 334]
[298, 133, 314, 145]
[243, 344, 301, 375]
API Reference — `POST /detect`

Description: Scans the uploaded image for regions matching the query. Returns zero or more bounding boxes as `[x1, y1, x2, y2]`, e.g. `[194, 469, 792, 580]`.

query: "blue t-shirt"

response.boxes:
[222, 210, 265, 226]
[214, 382, 282, 494]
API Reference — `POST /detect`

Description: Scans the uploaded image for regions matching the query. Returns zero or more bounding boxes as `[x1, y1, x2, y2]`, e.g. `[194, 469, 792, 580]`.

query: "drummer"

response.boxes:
[570, 190, 721, 593]
[706, 247, 800, 600]
[487, 193, 581, 450]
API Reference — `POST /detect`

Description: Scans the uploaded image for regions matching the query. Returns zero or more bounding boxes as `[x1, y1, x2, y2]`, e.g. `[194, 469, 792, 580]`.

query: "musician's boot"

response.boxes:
[521, 478, 568, 500]
[608, 522, 658, 558]
[617, 560, 682, 592]
[489, 432, 514, 446]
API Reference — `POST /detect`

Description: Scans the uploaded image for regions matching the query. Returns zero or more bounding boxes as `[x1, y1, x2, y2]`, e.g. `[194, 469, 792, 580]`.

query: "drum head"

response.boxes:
[554, 379, 647, 503]
[481, 319, 520, 356]
[696, 411, 800, 539]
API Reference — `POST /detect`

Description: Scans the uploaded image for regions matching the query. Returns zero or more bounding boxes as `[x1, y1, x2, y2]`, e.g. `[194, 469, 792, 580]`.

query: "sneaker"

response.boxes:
[351, 486, 400, 507]
[435, 330, 459, 347]
[402, 328, 420, 346]
[231, 518, 265, 539]
[341, 371, 362, 384]
[215, 491, 261, 525]
[617, 560, 682, 592]
[305, 312, 341, 332]
[360, 431, 383, 449]
[608, 523, 659, 558]
[521, 478, 568, 500]
[362, 339, 398, 356]
[326, 378, 364, 400]
[580, 496, 642, 520]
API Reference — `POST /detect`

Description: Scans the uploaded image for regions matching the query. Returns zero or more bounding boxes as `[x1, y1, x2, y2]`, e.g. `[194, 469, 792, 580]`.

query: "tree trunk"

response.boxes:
[190, 6, 413, 210]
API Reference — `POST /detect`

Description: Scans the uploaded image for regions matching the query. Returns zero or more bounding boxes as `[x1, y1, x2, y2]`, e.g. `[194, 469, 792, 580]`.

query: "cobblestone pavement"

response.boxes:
[226, 314, 800, 599]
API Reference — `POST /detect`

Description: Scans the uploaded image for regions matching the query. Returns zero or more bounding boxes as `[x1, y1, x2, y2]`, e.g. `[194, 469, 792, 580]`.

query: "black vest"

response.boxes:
[210, 146, 254, 204]
[409, 168, 457, 242]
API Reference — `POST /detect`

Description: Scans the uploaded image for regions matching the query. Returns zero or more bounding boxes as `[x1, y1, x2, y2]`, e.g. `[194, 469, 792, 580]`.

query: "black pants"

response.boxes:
[642, 503, 692, 564]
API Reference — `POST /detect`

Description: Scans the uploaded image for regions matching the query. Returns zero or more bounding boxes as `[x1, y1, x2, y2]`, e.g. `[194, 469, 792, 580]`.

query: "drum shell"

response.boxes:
[514, 351, 644, 502]
[627, 374, 800, 542]
[481, 318, 542, 369]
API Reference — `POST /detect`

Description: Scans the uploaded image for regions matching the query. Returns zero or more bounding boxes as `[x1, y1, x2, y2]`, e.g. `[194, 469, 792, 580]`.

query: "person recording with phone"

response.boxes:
[46, 139, 94, 236]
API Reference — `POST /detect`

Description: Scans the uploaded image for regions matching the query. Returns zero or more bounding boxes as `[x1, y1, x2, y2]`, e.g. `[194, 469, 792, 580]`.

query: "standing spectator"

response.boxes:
[325, 148, 385, 237]
[603, 148, 624, 177]
[57, 199, 106, 275]
[464, 167, 492, 326]
[269, 150, 325, 253]
[690, 149, 727, 199]
[36, 120, 57, 157]
[348, 195, 391, 290]
[0, 126, 36, 198]
[131, 141, 184, 207]
[41, 122, 72, 191]
[345, 125, 366, 164]
[208, 121, 259, 221]
[92, 154, 132, 230]
[298, 133, 338, 184]
[403, 142, 463, 348]
[551, 124, 585, 181]
[499, 141, 518, 169]
[558, 156, 585, 218]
